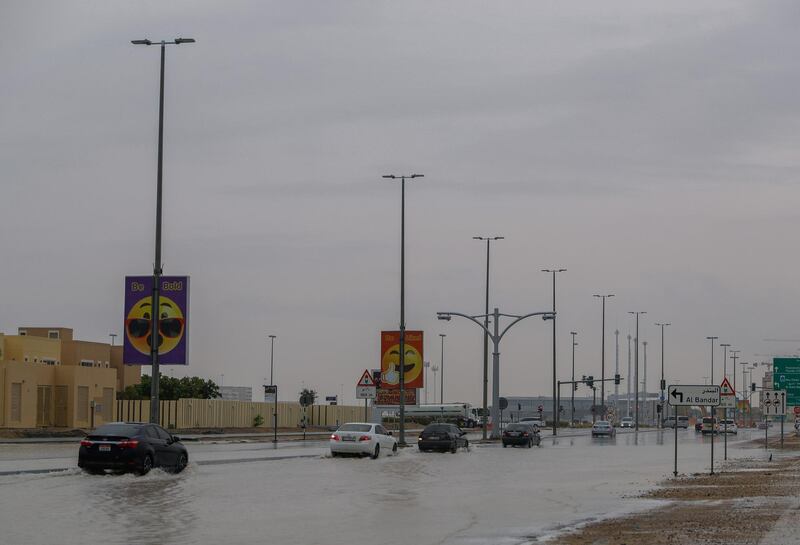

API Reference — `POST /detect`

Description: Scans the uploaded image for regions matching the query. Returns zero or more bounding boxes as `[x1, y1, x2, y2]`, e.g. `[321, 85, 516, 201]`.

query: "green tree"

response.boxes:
[299, 388, 317, 407]
[121, 374, 221, 400]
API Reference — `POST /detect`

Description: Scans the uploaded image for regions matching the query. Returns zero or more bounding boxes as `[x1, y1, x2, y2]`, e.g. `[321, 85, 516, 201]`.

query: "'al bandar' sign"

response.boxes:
[668, 385, 720, 406]
[123, 276, 190, 365]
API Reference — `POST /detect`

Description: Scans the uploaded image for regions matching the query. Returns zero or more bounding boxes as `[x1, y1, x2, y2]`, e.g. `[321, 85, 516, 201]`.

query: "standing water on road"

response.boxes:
[0, 429, 761, 545]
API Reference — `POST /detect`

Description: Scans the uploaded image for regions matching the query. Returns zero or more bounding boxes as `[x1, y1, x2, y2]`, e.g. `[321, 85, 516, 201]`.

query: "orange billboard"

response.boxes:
[380, 330, 424, 389]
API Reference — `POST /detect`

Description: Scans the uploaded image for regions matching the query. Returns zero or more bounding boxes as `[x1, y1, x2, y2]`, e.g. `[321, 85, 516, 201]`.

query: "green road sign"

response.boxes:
[773, 358, 800, 407]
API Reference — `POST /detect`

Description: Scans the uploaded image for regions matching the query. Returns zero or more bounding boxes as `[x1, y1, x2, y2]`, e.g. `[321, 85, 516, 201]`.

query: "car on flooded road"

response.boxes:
[78, 422, 188, 475]
[591, 420, 616, 438]
[417, 423, 469, 453]
[329, 423, 397, 458]
[502, 423, 540, 448]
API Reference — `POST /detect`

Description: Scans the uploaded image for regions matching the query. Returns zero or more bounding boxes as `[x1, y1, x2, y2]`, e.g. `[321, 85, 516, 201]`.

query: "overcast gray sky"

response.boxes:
[2, 1, 800, 405]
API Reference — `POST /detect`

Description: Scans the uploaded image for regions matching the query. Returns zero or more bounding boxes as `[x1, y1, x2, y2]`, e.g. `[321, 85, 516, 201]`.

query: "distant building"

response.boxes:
[219, 386, 252, 402]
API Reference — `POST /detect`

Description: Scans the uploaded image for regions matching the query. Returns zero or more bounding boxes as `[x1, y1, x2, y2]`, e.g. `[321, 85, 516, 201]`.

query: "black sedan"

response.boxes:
[78, 422, 188, 475]
[418, 423, 469, 453]
[502, 423, 540, 448]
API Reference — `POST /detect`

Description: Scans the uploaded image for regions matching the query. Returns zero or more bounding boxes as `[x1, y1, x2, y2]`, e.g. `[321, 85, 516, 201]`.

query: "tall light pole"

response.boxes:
[439, 334, 446, 405]
[720, 344, 730, 385]
[438, 307, 554, 438]
[643, 341, 648, 424]
[132, 36, 196, 425]
[627, 334, 632, 417]
[571, 331, 577, 426]
[593, 294, 614, 414]
[730, 350, 740, 421]
[706, 336, 718, 474]
[269, 334, 277, 443]
[431, 364, 439, 403]
[628, 312, 646, 432]
[424, 361, 430, 404]
[383, 173, 424, 446]
[655, 323, 670, 428]
[542, 268, 566, 435]
[614, 329, 620, 415]
[474, 236, 504, 440]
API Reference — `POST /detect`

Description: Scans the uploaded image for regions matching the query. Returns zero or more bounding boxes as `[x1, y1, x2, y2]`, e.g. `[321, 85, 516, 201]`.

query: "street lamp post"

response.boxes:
[474, 236, 503, 440]
[424, 361, 430, 404]
[438, 307, 554, 439]
[614, 329, 620, 416]
[431, 364, 439, 404]
[706, 336, 718, 474]
[730, 350, 740, 422]
[383, 173, 424, 447]
[269, 334, 277, 443]
[593, 294, 614, 416]
[132, 36, 195, 425]
[628, 312, 646, 432]
[439, 334, 446, 405]
[655, 323, 670, 428]
[643, 341, 648, 425]
[627, 334, 632, 418]
[571, 331, 577, 426]
[542, 268, 566, 436]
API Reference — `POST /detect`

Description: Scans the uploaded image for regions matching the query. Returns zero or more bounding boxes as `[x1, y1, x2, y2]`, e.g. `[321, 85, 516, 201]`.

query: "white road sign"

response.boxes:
[668, 385, 720, 407]
[356, 385, 376, 399]
[760, 389, 787, 417]
[719, 377, 736, 409]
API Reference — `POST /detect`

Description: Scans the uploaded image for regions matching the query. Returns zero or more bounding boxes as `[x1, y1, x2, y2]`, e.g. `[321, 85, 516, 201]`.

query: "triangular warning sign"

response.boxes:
[720, 377, 735, 396]
[357, 370, 375, 387]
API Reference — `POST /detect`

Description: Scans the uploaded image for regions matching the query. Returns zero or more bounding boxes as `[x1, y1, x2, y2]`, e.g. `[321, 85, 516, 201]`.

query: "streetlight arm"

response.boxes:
[499, 311, 555, 342]
[437, 312, 491, 337]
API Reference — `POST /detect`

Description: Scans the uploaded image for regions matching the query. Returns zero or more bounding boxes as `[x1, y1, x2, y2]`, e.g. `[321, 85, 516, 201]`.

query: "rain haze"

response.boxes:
[2, 1, 799, 404]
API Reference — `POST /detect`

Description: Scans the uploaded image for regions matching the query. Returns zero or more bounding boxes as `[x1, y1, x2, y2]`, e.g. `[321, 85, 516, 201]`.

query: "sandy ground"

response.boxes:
[549, 433, 800, 544]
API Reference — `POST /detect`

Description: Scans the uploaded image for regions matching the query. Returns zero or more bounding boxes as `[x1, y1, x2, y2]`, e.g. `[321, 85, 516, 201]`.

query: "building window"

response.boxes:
[19, 330, 27, 336]
[42, 359, 56, 366]
[48, 330, 60, 339]
[80, 360, 94, 368]
[24, 356, 29, 362]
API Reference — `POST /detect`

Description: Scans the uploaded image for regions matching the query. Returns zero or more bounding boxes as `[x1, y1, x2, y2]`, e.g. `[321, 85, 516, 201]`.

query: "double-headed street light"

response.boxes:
[132, 36, 196, 425]
[706, 336, 719, 474]
[628, 311, 646, 432]
[593, 294, 614, 414]
[542, 268, 566, 436]
[474, 236, 504, 440]
[654, 322, 671, 428]
[438, 307, 554, 439]
[382, 173, 424, 446]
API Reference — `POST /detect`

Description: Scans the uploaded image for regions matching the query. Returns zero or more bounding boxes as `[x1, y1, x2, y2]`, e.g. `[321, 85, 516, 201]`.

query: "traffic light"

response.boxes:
[656, 404, 662, 414]
[751, 382, 757, 392]
[574, 382, 579, 391]
[614, 374, 621, 385]
[559, 405, 564, 413]
[586, 375, 594, 388]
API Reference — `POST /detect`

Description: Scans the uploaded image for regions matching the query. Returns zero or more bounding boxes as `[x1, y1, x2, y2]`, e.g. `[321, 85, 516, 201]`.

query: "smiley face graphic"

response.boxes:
[381, 343, 423, 387]
[125, 296, 185, 356]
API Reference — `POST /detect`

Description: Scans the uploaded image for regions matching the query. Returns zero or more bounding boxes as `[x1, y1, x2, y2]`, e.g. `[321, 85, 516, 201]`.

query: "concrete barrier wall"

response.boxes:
[116, 398, 364, 429]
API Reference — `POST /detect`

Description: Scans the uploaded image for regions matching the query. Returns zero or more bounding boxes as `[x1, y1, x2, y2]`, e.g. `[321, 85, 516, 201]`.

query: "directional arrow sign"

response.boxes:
[668, 385, 720, 407]
[760, 389, 787, 416]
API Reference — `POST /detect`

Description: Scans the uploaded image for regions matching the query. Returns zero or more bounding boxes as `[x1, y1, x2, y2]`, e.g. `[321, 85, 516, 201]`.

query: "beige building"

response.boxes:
[0, 327, 142, 428]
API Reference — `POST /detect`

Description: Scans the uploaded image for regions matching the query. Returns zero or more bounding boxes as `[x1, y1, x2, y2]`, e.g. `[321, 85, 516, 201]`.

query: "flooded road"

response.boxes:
[0, 429, 768, 545]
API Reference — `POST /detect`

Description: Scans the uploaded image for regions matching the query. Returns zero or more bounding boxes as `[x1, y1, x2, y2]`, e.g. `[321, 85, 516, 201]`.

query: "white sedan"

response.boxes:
[330, 423, 398, 459]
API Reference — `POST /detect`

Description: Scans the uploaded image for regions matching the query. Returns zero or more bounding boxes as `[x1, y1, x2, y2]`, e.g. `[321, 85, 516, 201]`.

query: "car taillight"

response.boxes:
[331, 434, 340, 441]
[358, 435, 371, 442]
[503, 431, 509, 436]
[118, 440, 139, 449]
[80, 439, 93, 447]
[522, 432, 529, 437]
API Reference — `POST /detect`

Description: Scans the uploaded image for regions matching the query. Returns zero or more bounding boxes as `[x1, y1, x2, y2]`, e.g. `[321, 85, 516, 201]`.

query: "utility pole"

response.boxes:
[382, 173, 424, 446]
[731, 351, 740, 421]
[439, 334, 446, 405]
[628, 312, 646, 432]
[593, 294, 614, 417]
[571, 331, 577, 426]
[643, 341, 648, 425]
[474, 236, 503, 440]
[627, 334, 632, 418]
[542, 268, 566, 436]
[655, 323, 670, 428]
[706, 336, 718, 475]
[131, 36, 196, 424]
[614, 329, 620, 416]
